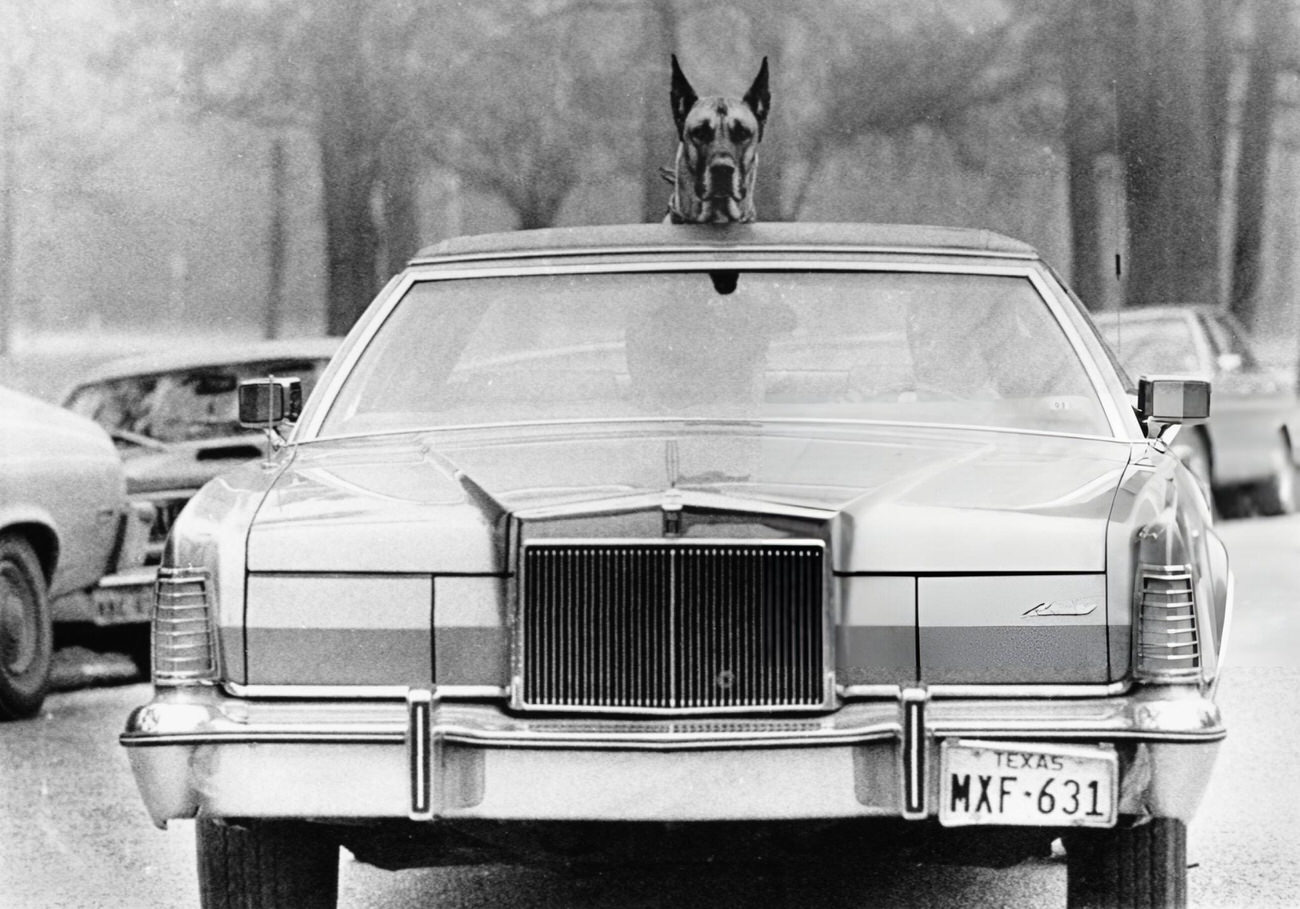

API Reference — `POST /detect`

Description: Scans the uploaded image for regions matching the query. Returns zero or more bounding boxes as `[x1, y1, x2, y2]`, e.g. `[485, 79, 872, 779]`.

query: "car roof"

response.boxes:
[64, 337, 340, 390]
[412, 222, 1039, 265]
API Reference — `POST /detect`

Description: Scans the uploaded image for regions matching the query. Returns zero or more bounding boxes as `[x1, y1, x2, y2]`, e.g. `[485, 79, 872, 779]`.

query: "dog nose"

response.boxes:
[710, 162, 735, 183]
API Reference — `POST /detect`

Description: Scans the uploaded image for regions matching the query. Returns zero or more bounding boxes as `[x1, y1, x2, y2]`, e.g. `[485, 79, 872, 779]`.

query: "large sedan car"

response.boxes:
[122, 223, 1230, 909]
[1094, 304, 1300, 516]
[60, 339, 337, 628]
[0, 386, 148, 718]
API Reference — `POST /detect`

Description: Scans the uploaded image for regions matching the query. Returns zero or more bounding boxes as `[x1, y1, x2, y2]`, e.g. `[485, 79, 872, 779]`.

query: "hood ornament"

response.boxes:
[662, 488, 684, 536]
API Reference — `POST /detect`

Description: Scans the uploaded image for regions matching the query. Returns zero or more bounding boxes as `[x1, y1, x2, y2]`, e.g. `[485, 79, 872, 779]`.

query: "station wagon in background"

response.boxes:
[59, 339, 337, 635]
[121, 223, 1232, 909]
[0, 386, 149, 719]
[1095, 304, 1300, 517]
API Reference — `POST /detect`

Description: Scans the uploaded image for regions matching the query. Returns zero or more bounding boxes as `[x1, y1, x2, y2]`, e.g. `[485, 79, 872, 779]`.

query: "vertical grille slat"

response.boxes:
[521, 542, 825, 711]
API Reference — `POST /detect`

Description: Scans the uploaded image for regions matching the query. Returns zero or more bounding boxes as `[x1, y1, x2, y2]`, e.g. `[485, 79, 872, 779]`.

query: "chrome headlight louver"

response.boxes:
[152, 566, 219, 685]
[1133, 562, 1201, 682]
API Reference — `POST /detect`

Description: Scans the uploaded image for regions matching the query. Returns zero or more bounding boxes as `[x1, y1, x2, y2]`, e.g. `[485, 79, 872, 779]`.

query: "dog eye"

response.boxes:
[730, 123, 753, 142]
[689, 124, 714, 144]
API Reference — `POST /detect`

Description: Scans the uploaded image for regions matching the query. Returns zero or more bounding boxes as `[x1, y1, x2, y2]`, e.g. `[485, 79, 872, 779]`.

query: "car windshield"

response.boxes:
[1097, 317, 1208, 378]
[66, 358, 330, 445]
[320, 270, 1111, 437]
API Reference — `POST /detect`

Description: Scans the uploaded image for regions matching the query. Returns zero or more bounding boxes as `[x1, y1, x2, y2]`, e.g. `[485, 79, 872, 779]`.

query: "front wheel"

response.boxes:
[0, 535, 53, 720]
[1064, 818, 1187, 909]
[197, 818, 339, 909]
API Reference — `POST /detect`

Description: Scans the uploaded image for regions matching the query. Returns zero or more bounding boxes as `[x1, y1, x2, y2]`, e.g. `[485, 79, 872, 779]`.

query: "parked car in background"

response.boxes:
[0, 386, 149, 718]
[1094, 304, 1300, 516]
[60, 339, 338, 630]
[122, 224, 1230, 909]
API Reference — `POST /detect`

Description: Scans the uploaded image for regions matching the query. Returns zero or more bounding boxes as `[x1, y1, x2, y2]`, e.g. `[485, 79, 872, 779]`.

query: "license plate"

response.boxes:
[92, 580, 154, 625]
[939, 739, 1117, 827]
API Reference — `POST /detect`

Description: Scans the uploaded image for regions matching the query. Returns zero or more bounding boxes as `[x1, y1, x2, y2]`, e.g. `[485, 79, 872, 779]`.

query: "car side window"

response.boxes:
[1208, 314, 1260, 370]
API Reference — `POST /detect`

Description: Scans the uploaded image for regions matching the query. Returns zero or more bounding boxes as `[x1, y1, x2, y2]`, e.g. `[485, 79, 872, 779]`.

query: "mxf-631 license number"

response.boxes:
[938, 740, 1117, 828]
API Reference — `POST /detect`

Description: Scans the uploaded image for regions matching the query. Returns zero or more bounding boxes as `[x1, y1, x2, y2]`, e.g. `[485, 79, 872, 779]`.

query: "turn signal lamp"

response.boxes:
[1133, 563, 1201, 682]
[152, 567, 219, 685]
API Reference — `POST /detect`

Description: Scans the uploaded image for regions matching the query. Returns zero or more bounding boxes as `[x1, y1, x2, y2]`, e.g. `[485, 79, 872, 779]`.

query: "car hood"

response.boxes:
[123, 435, 266, 495]
[1, 386, 119, 457]
[247, 423, 1133, 574]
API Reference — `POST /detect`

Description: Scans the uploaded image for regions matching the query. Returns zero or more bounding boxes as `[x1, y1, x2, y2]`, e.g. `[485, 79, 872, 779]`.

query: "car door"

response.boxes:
[1197, 311, 1298, 484]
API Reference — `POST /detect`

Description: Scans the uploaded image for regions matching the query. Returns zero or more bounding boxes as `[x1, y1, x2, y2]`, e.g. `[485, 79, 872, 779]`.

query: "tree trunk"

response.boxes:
[264, 137, 286, 340]
[640, 0, 679, 223]
[317, 5, 380, 337]
[1230, 0, 1285, 330]
[1061, 0, 1114, 311]
[746, 20, 787, 221]
[0, 68, 16, 356]
[1203, 0, 1233, 207]
[380, 120, 422, 281]
[1115, 0, 1222, 307]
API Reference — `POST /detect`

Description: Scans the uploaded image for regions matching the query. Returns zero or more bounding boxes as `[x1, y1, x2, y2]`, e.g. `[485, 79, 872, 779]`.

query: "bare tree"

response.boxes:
[1114, 0, 1226, 307]
[117, 0, 432, 334]
[1059, 0, 1119, 311]
[0, 53, 18, 356]
[774, 2, 1056, 219]
[414, 3, 636, 230]
[1231, 0, 1293, 329]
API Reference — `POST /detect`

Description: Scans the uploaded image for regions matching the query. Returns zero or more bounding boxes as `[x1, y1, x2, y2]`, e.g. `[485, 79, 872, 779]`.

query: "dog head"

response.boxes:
[667, 55, 770, 224]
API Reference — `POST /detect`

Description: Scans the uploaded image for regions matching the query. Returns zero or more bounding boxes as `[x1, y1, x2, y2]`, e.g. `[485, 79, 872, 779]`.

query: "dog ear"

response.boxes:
[670, 54, 698, 139]
[744, 57, 771, 140]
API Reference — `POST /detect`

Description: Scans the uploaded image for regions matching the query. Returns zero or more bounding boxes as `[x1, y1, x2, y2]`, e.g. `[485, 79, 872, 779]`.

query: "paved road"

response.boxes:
[1, 514, 1296, 908]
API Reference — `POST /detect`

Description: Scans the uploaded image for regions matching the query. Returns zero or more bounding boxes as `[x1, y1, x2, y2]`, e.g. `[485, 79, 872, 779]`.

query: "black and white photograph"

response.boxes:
[1, 2, 1299, 907]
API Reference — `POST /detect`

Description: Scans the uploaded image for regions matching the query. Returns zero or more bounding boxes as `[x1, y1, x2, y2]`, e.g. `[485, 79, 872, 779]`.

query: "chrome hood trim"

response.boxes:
[246, 423, 1132, 573]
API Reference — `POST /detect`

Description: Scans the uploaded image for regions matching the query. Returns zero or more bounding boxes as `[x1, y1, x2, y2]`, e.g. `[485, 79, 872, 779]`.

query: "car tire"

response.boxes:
[197, 818, 339, 909]
[0, 534, 53, 721]
[1064, 817, 1187, 909]
[1250, 434, 1297, 517]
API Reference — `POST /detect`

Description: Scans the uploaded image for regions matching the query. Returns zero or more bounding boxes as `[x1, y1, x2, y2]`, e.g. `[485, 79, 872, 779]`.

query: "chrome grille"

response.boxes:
[520, 542, 825, 712]
[1135, 564, 1200, 678]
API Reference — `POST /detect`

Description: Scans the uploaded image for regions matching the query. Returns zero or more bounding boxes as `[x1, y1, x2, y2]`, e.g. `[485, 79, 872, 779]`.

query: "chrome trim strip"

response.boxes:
[121, 689, 1227, 751]
[411, 242, 1041, 268]
[220, 681, 1134, 702]
[300, 416, 1125, 450]
[407, 690, 435, 820]
[900, 687, 928, 819]
[121, 723, 1225, 750]
[221, 683, 509, 700]
[924, 682, 1131, 699]
[298, 260, 1125, 442]
[842, 682, 1130, 699]
[512, 493, 837, 523]
[223, 682, 415, 699]
[123, 731, 407, 747]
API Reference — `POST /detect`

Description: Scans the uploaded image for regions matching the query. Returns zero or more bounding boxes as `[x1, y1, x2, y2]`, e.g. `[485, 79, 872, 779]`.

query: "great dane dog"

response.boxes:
[664, 55, 770, 224]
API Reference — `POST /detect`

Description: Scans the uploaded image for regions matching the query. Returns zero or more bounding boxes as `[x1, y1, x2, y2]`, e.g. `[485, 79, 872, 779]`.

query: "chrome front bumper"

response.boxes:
[121, 685, 1224, 829]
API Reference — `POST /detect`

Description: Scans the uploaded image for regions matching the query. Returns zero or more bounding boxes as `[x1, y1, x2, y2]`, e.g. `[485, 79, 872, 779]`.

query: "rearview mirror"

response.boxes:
[1137, 376, 1210, 439]
[238, 377, 302, 428]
